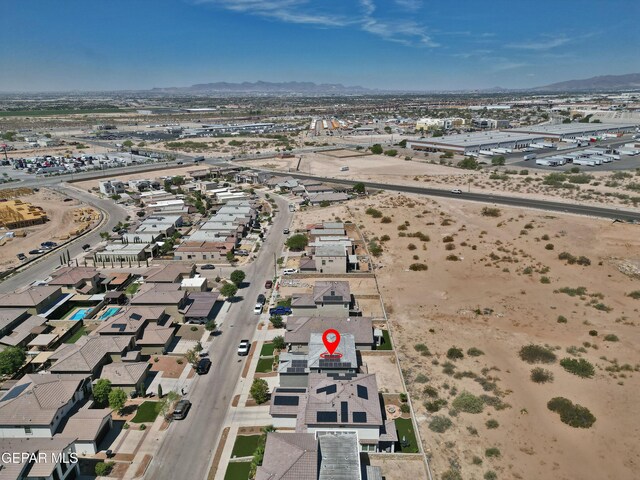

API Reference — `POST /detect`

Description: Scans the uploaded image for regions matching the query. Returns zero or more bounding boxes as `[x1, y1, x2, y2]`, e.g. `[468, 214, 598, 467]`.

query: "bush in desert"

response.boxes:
[429, 415, 453, 433]
[547, 397, 596, 428]
[518, 344, 557, 364]
[530, 367, 554, 384]
[452, 392, 484, 414]
[560, 358, 595, 378]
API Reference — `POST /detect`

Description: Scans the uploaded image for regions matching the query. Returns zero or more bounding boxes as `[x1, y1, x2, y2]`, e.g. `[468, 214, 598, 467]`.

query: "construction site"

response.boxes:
[0, 198, 48, 229]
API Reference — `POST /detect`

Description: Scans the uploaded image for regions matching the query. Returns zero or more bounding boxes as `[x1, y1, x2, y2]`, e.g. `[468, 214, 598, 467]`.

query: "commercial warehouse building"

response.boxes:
[508, 123, 637, 139]
[407, 131, 544, 155]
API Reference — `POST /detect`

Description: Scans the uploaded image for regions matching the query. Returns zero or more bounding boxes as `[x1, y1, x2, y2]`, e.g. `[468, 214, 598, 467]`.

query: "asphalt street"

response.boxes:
[142, 192, 292, 480]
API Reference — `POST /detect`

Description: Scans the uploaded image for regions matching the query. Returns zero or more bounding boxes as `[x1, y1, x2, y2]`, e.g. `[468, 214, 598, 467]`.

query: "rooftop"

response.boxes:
[255, 432, 318, 480]
[48, 267, 99, 286]
[308, 333, 357, 371]
[130, 283, 186, 306]
[0, 286, 61, 308]
[100, 362, 150, 385]
[49, 336, 133, 373]
[286, 317, 373, 345]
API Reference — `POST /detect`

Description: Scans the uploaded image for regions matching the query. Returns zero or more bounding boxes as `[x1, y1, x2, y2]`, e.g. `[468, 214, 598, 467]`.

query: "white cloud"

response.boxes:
[507, 35, 570, 51]
[195, 0, 438, 47]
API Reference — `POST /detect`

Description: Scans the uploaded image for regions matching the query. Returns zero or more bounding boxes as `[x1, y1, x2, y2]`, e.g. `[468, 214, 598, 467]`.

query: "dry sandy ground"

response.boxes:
[362, 352, 405, 394]
[367, 455, 428, 480]
[247, 151, 640, 211]
[0, 189, 94, 271]
[292, 193, 640, 480]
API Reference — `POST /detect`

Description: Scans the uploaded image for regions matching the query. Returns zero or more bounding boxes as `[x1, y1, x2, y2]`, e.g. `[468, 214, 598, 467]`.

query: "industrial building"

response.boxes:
[508, 123, 637, 139]
[407, 131, 544, 155]
[415, 117, 465, 130]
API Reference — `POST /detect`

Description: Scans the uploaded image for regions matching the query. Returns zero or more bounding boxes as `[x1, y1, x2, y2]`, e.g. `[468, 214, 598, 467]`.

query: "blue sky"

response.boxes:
[1, 0, 638, 92]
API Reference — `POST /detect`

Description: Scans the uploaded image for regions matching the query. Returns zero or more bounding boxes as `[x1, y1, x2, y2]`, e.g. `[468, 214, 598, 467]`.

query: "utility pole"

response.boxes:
[273, 252, 277, 279]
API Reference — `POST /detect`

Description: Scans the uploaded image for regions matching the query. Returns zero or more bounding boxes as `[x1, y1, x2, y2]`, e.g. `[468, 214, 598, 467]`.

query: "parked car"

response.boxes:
[82, 244, 91, 251]
[196, 358, 211, 375]
[172, 400, 191, 420]
[63, 198, 73, 202]
[264, 280, 273, 289]
[237, 339, 250, 356]
[269, 306, 292, 316]
[28, 249, 42, 255]
[450, 189, 462, 194]
[41, 241, 57, 249]
[236, 249, 249, 256]
[282, 268, 298, 275]
[257, 294, 266, 305]
[253, 303, 263, 315]
[283, 228, 289, 234]
[17, 253, 27, 261]
[200, 264, 215, 270]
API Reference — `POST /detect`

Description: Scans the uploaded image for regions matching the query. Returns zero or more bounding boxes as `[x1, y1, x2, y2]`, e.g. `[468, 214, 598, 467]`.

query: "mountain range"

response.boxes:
[534, 73, 640, 92]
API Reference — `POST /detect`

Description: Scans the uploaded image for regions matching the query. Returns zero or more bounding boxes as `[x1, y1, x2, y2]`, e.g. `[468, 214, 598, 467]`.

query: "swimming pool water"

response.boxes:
[70, 308, 90, 321]
[99, 307, 121, 320]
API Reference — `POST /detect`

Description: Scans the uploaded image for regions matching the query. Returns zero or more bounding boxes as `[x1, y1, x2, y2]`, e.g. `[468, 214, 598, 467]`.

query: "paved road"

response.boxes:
[265, 171, 640, 222]
[0, 185, 129, 293]
[143, 192, 292, 480]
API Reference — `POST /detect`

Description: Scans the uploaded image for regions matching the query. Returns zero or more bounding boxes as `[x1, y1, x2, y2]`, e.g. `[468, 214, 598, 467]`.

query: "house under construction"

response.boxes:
[0, 200, 48, 229]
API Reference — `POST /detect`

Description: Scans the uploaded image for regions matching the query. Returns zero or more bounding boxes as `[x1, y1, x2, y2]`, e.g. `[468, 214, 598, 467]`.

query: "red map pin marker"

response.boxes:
[322, 329, 341, 355]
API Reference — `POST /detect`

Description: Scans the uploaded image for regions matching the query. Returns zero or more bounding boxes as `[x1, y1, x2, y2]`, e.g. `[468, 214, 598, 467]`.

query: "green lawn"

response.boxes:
[255, 357, 275, 373]
[131, 401, 162, 423]
[260, 342, 276, 356]
[231, 435, 261, 458]
[395, 418, 419, 453]
[65, 327, 87, 344]
[224, 462, 251, 480]
[376, 329, 393, 351]
[126, 283, 140, 295]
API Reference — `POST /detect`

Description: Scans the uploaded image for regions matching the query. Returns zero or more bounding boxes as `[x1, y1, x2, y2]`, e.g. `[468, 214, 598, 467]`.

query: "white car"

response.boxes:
[237, 340, 250, 356]
[450, 189, 462, 194]
[253, 303, 263, 315]
[282, 268, 298, 275]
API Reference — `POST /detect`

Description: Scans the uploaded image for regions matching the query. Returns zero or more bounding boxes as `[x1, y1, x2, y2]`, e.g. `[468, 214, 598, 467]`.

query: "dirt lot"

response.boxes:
[0, 188, 97, 271]
[247, 150, 640, 210]
[292, 193, 640, 480]
[362, 352, 405, 394]
[367, 455, 428, 480]
[73, 165, 201, 192]
[148, 355, 188, 379]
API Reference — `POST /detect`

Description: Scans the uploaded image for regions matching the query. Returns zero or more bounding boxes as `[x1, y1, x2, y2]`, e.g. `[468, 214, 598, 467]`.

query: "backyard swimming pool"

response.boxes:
[69, 308, 91, 321]
[99, 307, 121, 320]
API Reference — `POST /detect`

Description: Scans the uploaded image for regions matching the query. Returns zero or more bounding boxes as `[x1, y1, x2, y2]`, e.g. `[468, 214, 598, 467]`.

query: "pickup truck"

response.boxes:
[269, 306, 292, 316]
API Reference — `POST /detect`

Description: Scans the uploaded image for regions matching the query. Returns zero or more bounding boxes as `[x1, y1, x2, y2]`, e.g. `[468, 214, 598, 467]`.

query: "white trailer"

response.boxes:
[523, 153, 537, 161]
[572, 158, 597, 167]
[479, 150, 494, 156]
[602, 153, 620, 161]
[491, 148, 509, 154]
[619, 148, 639, 156]
[529, 143, 546, 149]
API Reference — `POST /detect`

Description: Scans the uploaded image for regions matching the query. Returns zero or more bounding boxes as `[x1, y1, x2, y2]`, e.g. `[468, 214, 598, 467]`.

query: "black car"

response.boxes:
[82, 244, 91, 250]
[196, 358, 211, 375]
[28, 249, 42, 255]
[17, 253, 27, 261]
[200, 264, 215, 270]
[257, 294, 266, 305]
[172, 400, 191, 420]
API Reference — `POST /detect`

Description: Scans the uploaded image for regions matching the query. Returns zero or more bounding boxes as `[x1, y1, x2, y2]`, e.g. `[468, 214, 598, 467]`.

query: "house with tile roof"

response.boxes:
[285, 317, 374, 351]
[99, 362, 150, 394]
[48, 267, 103, 294]
[0, 287, 65, 315]
[130, 283, 188, 321]
[48, 335, 134, 376]
[291, 282, 353, 318]
[0, 437, 79, 480]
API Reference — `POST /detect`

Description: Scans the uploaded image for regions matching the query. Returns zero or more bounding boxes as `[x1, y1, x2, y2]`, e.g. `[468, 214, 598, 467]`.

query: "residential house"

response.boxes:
[291, 282, 353, 317]
[180, 276, 208, 292]
[313, 245, 347, 274]
[143, 263, 195, 284]
[99, 362, 150, 394]
[0, 437, 80, 479]
[48, 267, 102, 294]
[173, 240, 235, 262]
[93, 243, 154, 265]
[48, 336, 134, 376]
[130, 283, 188, 321]
[57, 408, 113, 456]
[183, 292, 220, 324]
[0, 313, 48, 349]
[0, 287, 65, 316]
[99, 180, 125, 196]
[285, 317, 374, 352]
[307, 193, 350, 205]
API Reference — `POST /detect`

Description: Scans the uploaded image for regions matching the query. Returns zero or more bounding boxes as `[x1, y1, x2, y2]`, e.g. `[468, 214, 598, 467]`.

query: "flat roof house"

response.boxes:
[314, 245, 347, 274]
[291, 281, 353, 318]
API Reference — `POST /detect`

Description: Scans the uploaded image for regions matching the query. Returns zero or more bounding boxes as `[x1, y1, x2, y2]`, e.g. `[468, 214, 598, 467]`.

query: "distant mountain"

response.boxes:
[150, 81, 373, 95]
[534, 73, 640, 92]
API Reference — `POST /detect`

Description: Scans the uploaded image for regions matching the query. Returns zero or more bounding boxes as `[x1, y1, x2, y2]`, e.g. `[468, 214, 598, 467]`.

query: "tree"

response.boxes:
[285, 234, 308, 251]
[0, 347, 26, 376]
[384, 149, 398, 157]
[270, 315, 283, 328]
[370, 144, 383, 155]
[205, 320, 217, 332]
[562, 118, 572, 124]
[93, 379, 112, 406]
[491, 156, 506, 166]
[250, 378, 270, 404]
[185, 348, 199, 367]
[226, 250, 236, 263]
[108, 388, 128, 414]
[272, 336, 286, 351]
[353, 182, 366, 194]
[99, 231, 110, 240]
[384, 126, 392, 133]
[122, 140, 133, 148]
[458, 157, 479, 170]
[398, 139, 407, 148]
[220, 283, 238, 299]
[230, 270, 246, 287]
[157, 384, 163, 399]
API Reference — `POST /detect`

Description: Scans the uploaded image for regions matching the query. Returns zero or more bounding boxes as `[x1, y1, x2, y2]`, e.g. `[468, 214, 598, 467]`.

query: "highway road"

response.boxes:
[143, 192, 292, 480]
[0, 185, 129, 293]
[266, 171, 640, 223]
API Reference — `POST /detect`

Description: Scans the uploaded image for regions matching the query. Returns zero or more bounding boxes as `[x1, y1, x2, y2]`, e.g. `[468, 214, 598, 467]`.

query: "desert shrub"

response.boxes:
[409, 263, 428, 271]
[414, 343, 431, 355]
[558, 286, 587, 297]
[424, 399, 447, 412]
[547, 397, 596, 428]
[518, 344, 557, 364]
[481, 207, 501, 217]
[523, 266, 533, 275]
[467, 347, 484, 357]
[545, 243, 555, 250]
[577, 256, 591, 266]
[443, 235, 454, 243]
[593, 303, 612, 312]
[442, 362, 456, 375]
[485, 447, 501, 458]
[423, 385, 438, 398]
[441, 469, 463, 480]
[604, 334, 619, 342]
[467, 426, 478, 435]
[397, 224, 408, 231]
[472, 456, 483, 465]
[557, 315, 568, 323]
[365, 208, 382, 218]
[381, 217, 392, 224]
[589, 330, 598, 336]
[541, 234, 550, 240]
[627, 290, 640, 300]
[485, 419, 499, 429]
[415, 374, 429, 383]
[428, 415, 453, 433]
[379, 234, 390, 242]
[452, 392, 484, 414]
[484, 471, 497, 480]
[407, 243, 417, 250]
[446, 254, 460, 261]
[445, 243, 456, 251]
[368, 241, 383, 257]
[540, 276, 551, 284]
[560, 358, 595, 378]
[447, 347, 464, 360]
[530, 367, 554, 384]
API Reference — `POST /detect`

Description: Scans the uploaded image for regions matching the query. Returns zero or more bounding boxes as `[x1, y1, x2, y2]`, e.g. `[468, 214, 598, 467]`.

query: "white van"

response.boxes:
[282, 268, 298, 275]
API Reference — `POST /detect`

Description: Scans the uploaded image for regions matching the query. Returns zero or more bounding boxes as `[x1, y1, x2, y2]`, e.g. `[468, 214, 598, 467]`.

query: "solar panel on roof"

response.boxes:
[276, 388, 306, 393]
[341, 401, 349, 422]
[317, 411, 338, 423]
[352, 412, 367, 423]
[273, 395, 300, 406]
[113, 323, 127, 332]
[357, 385, 368, 400]
[0, 382, 31, 402]
[316, 384, 337, 395]
[130, 313, 142, 320]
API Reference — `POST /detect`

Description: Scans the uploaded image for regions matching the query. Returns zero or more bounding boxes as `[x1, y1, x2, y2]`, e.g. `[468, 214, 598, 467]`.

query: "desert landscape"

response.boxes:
[290, 192, 640, 480]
